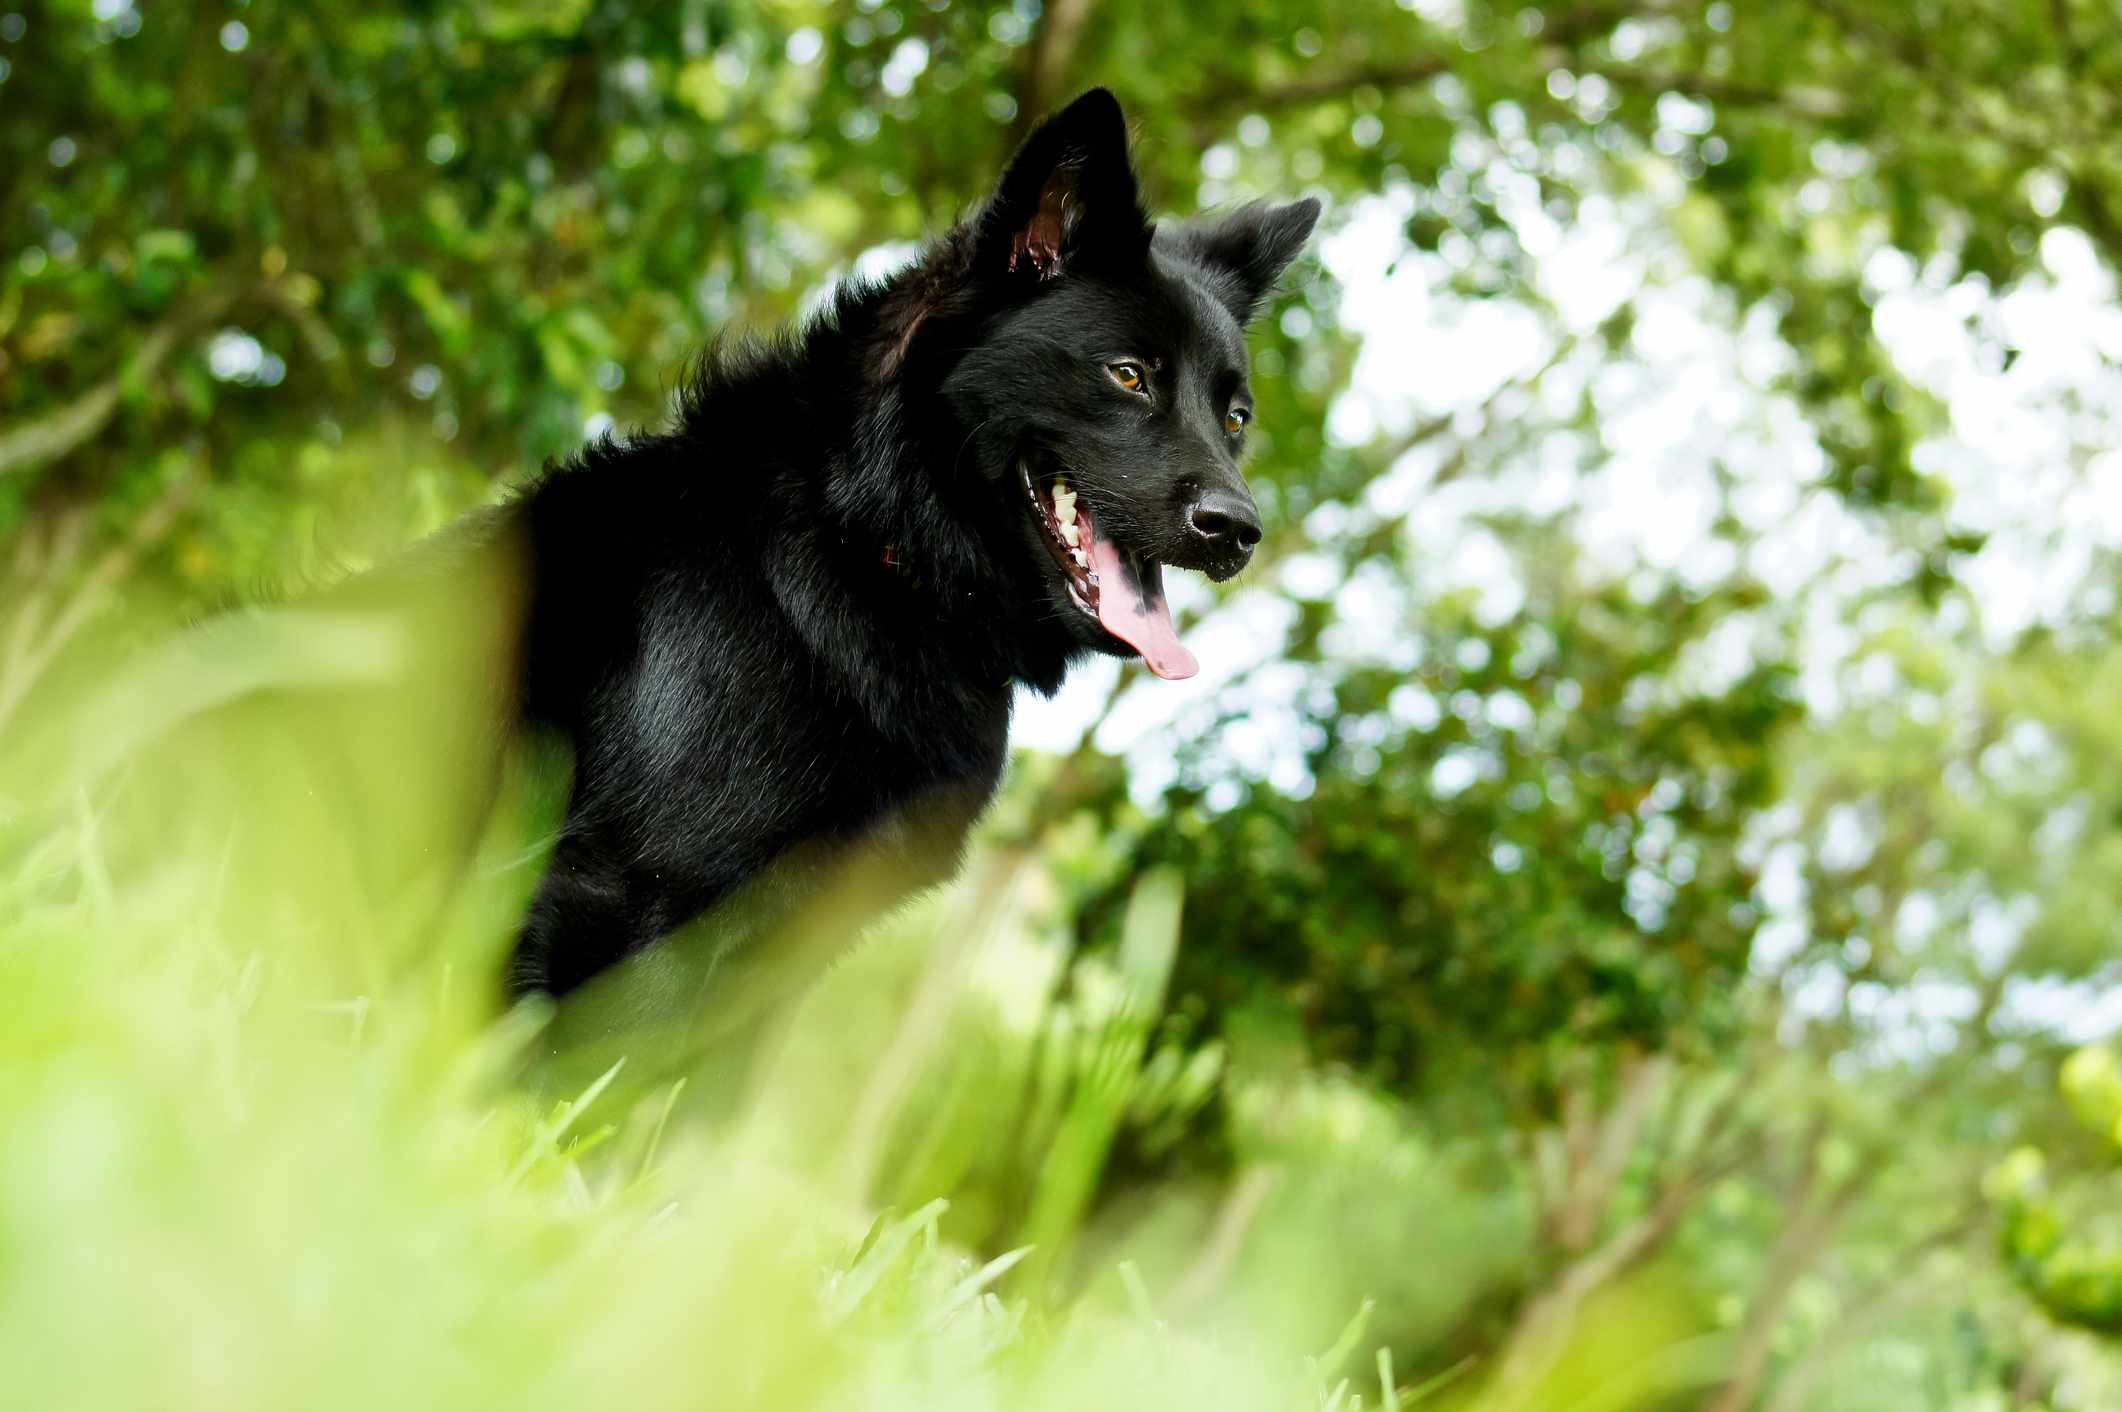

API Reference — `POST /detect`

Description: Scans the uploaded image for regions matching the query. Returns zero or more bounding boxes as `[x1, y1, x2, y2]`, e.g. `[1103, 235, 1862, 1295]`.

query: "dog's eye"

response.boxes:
[1107, 362, 1147, 394]
[1225, 408, 1251, 435]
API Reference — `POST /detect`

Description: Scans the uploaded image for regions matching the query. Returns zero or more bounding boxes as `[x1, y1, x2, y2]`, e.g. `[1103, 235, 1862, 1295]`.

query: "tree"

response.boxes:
[8, 3, 2122, 1407]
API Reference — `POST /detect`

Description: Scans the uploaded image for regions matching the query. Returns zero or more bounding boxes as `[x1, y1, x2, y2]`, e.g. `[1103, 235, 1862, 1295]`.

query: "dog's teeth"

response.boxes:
[1060, 522, 1080, 546]
[1070, 547, 1088, 567]
[1055, 501, 1077, 526]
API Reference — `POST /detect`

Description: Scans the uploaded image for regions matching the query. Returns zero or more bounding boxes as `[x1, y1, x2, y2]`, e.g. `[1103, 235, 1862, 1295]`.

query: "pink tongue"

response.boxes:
[1085, 520, 1198, 681]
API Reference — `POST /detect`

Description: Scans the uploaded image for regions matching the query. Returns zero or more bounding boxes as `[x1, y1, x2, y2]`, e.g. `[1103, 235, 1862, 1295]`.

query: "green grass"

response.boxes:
[0, 590, 1684, 1412]
[0, 822, 1368, 1410]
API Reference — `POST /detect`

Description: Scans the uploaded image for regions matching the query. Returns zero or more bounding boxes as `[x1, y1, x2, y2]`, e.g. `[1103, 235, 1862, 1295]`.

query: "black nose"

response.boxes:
[1187, 490, 1263, 558]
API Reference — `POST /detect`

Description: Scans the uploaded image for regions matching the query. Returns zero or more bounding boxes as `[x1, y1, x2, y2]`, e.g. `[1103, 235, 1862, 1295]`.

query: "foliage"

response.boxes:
[1089, 541, 1794, 1106]
[1991, 1047, 2122, 1334]
[5, 1, 2122, 1410]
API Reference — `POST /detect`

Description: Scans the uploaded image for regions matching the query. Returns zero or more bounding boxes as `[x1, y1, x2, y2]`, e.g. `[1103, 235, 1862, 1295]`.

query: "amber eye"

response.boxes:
[1225, 407, 1251, 435]
[1107, 362, 1147, 393]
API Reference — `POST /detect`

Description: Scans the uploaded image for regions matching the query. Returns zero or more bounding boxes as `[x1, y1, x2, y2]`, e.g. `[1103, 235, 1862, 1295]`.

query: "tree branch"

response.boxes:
[1495, 1131, 1757, 1398]
[1702, 1154, 1872, 1412]
[0, 278, 323, 481]
[1170, 1162, 1285, 1308]
[1187, 5, 1626, 128]
[0, 286, 228, 479]
[1494, 1169, 1710, 1397]
[1557, 1053, 1675, 1250]
[1197, 56, 1454, 121]
[1589, 67, 1849, 120]
[1012, 0, 1101, 141]
[1758, 1204, 1986, 1412]
[0, 473, 199, 732]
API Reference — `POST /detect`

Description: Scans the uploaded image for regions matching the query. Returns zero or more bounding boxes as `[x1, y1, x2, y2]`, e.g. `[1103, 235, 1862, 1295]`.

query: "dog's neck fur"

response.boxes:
[652, 249, 1081, 734]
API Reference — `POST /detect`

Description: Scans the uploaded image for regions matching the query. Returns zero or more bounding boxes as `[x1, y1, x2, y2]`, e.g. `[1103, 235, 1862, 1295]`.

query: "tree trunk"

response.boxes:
[1757, 1207, 1981, 1412]
[1492, 1054, 1750, 1402]
[1493, 1174, 1705, 1397]
[1014, 0, 1100, 136]
[1700, 1140, 1868, 1412]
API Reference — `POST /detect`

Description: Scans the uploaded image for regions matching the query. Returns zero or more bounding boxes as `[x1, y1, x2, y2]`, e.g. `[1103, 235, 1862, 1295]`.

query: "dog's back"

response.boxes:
[505, 350, 1016, 1007]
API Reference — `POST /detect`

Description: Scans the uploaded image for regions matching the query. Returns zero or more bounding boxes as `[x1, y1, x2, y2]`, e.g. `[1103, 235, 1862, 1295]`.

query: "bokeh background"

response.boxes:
[5, 1, 2122, 1409]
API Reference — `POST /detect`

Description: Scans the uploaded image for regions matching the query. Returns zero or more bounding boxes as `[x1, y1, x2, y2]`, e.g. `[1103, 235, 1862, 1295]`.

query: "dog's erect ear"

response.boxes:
[975, 88, 1149, 282]
[1164, 198, 1323, 322]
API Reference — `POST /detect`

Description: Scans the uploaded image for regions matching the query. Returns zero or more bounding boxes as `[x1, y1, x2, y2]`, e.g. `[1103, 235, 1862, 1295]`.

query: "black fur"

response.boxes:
[504, 89, 1319, 1000]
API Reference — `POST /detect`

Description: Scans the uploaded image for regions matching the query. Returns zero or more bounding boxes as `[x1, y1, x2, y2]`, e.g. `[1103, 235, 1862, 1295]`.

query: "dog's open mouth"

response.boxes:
[1019, 462, 1198, 681]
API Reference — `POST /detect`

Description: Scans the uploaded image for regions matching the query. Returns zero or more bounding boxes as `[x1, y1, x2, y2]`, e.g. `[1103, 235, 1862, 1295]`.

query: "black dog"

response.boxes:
[505, 89, 1318, 1013]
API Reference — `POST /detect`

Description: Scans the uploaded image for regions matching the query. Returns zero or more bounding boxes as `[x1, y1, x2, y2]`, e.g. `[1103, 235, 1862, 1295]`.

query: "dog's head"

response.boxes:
[933, 90, 1319, 680]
